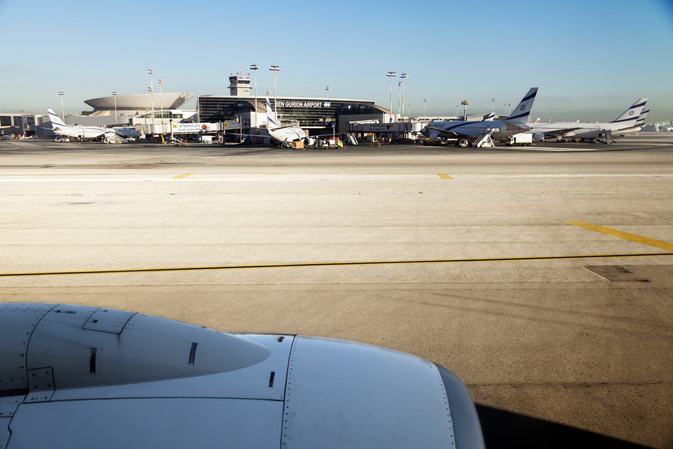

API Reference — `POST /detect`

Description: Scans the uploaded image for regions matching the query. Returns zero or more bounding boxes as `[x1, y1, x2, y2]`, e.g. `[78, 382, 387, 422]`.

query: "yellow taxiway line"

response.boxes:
[437, 174, 453, 179]
[566, 221, 673, 252]
[1, 252, 671, 278]
[3, 222, 671, 278]
[171, 173, 194, 179]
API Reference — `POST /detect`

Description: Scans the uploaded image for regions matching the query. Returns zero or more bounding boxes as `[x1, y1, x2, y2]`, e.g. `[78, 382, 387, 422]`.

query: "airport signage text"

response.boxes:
[276, 101, 329, 108]
[172, 123, 218, 133]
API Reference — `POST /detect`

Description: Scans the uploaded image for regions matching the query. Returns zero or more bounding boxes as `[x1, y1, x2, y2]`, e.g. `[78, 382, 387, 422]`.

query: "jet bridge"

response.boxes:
[140, 120, 241, 136]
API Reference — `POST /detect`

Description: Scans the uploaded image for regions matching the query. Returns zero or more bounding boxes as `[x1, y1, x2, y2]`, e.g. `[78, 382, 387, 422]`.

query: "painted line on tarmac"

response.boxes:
[566, 221, 673, 252]
[0, 174, 432, 182]
[459, 174, 673, 178]
[2, 252, 672, 278]
[1, 174, 671, 183]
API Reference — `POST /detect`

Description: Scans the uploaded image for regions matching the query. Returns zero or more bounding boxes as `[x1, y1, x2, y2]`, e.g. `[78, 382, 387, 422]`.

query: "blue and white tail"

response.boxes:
[265, 97, 280, 129]
[47, 109, 66, 127]
[506, 87, 538, 123]
[484, 112, 496, 121]
[611, 98, 647, 125]
[636, 108, 649, 127]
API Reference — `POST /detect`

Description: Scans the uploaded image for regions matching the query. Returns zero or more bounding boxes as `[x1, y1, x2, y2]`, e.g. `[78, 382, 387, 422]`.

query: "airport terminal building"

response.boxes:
[2, 71, 395, 139]
[198, 73, 392, 136]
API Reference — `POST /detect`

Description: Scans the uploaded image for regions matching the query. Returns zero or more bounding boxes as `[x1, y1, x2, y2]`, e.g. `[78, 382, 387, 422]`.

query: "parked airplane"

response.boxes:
[264, 98, 308, 145]
[422, 87, 538, 145]
[617, 107, 649, 135]
[47, 109, 134, 143]
[112, 127, 142, 140]
[528, 98, 647, 141]
[0, 303, 484, 449]
[262, 98, 348, 147]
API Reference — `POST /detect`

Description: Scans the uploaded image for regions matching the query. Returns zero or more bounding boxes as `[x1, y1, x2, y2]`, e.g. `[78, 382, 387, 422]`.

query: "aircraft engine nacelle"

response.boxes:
[533, 133, 546, 141]
[0, 303, 485, 449]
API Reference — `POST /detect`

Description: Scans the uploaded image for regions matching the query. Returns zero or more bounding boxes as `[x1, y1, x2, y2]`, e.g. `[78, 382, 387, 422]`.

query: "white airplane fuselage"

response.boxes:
[529, 121, 636, 140]
[113, 127, 142, 139]
[52, 124, 110, 140]
[425, 120, 529, 139]
[423, 87, 538, 141]
[529, 98, 647, 140]
[268, 126, 307, 143]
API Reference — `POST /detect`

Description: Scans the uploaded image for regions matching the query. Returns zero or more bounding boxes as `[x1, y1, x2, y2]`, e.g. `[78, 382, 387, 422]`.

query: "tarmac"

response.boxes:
[1, 134, 672, 449]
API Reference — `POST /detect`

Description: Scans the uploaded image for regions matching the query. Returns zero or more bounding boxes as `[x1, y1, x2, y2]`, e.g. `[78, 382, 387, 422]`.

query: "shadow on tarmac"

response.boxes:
[476, 404, 656, 449]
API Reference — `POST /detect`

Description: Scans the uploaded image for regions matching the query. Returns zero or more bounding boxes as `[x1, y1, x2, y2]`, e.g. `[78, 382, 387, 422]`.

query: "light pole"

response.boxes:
[386, 71, 396, 123]
[250, 64, 258, 127]
[397, 81, 401, 118]
[504, 103, 511, 116]
[148, 86, 154, 126]
[325, 85, 330, 100]
[461, 100, 469, 121]
[270, 65, 280, 117]
[423, 99, 427, 118]
[148, 68, 154, 125]
[158, 78, 163, 131]
[112, 91, 118, 124]
[400, 72, 408, 118]
[58, 91, 65, 121]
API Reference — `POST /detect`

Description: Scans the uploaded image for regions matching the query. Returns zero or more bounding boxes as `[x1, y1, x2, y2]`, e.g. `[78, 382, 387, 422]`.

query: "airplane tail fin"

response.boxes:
[610, 98, 647, 125]
[636, 108, 650, 126]
[265, 97, 280, 129]
[506, 88, 538, 123]
[47, 109, 66, 128]
[484, 112, 496, 121]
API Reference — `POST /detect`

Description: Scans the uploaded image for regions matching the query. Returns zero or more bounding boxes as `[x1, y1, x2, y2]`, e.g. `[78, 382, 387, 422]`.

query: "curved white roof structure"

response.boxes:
[85, 92, 195, 111]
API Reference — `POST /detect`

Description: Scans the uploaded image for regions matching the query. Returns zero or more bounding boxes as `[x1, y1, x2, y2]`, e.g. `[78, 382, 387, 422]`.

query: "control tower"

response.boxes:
[229, 72, 251, 96]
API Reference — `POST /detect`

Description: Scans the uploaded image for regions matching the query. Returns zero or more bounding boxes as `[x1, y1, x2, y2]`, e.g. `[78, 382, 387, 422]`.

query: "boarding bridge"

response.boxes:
[141, 120, 240, 136]
[348, 122, 413, 142]
[348, 122, 412, 134]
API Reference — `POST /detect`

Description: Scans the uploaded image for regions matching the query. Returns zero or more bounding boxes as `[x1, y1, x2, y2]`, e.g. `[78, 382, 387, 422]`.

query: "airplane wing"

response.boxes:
[504, 122, 529, 133]
[530, 126, 584, 139]
[424, 125, 466, 138]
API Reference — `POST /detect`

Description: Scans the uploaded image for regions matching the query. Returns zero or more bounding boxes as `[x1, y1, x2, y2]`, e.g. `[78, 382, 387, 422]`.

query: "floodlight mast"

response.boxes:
[250, 64, 259, 127]
[159, 79, 164, 129]
[112, 91, 118, 124]
[148, 68, 154, 125]
[400, 72, 408, 118]
[386, 71, 396, 123]
[270, 65, 280, 117]
[58, 91, 65, 121]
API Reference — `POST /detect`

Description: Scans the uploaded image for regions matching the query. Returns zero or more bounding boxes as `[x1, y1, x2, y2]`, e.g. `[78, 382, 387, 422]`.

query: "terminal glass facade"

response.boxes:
[198, 96, 387, 130]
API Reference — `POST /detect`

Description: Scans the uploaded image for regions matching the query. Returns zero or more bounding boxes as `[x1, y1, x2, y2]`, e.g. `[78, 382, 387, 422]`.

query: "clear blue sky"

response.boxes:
[1, 0, 672, 122]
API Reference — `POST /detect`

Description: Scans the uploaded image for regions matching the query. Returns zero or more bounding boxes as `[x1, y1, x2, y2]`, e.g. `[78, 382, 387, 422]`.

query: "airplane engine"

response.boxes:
[0, 303, 484, 449]
[533, 133, 546, 141]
